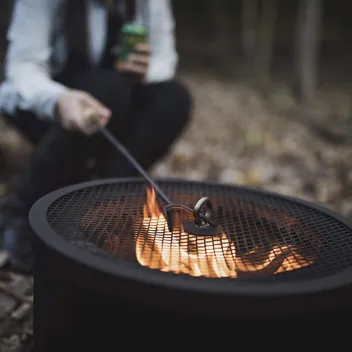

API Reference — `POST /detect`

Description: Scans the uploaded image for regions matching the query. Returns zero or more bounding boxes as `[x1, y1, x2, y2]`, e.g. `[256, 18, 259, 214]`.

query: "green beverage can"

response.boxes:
[118, 23, 148, 62]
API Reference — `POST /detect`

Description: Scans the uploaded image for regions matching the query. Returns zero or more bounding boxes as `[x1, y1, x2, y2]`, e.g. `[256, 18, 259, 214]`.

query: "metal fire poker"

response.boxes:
[98, 126, 223, 236]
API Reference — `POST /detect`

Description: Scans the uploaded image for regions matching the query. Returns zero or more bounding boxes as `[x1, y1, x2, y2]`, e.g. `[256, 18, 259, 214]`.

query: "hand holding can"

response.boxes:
[118, 23, 148, 61]
[115, 23, 150, 79]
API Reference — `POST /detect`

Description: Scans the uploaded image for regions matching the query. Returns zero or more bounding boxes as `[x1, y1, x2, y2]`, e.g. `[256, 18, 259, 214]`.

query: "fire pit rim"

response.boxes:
[29, 177, 352, 298]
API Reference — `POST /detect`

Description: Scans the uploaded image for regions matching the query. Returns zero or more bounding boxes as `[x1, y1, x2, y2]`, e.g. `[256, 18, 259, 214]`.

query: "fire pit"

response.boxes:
[29, 178, 352, 350]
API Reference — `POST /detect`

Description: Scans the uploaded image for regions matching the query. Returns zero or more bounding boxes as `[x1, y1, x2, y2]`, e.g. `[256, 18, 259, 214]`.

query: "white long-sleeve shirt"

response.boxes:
[0, 0, 178, 120]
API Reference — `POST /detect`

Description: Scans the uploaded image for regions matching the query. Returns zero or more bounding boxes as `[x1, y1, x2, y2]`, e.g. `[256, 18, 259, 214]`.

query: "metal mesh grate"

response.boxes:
[46, 180, 352, 280]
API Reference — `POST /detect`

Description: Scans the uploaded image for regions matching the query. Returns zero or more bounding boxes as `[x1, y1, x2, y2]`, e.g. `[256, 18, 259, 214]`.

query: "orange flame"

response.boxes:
[135, 188, 313, 278]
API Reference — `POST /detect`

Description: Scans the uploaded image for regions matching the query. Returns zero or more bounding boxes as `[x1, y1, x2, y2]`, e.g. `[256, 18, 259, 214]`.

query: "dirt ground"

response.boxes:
[0, 72, 351, 350]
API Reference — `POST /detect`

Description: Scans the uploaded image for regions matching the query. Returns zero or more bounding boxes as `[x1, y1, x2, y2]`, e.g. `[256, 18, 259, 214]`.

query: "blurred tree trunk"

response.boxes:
[295, 0, 323, 105]
[209, 1, 232, 58]
[0, 0, 13, 81]
[241, 0, 258, 68]
[255, 0, 278, 84]
[0, 0, 12, 39]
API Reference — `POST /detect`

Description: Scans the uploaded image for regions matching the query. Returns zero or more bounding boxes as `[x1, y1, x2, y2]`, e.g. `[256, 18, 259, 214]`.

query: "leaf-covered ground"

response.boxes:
[152, 73, 352, 218]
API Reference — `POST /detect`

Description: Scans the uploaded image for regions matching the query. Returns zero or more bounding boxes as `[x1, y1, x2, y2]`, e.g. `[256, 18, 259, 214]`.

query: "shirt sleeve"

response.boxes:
[2, 0, 68, 120]
[144, 0, 178, 83]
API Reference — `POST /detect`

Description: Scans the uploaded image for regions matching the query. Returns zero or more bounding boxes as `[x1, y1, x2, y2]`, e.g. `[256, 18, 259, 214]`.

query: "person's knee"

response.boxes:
[153, 81, 193, 129]
[167, 81, 193, 125]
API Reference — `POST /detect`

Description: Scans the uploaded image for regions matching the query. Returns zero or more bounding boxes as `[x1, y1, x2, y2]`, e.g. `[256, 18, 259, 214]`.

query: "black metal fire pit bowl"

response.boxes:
[29, 178, 352, 350]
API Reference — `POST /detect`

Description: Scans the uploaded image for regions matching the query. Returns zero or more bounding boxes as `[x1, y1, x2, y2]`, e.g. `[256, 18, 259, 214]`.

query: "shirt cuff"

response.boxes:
[145, 57, 177, 84]
[36, 82, 68, 120]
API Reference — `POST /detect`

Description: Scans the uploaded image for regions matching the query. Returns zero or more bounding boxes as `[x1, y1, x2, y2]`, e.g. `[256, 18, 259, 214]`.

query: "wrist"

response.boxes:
[54, 88, 71, 122]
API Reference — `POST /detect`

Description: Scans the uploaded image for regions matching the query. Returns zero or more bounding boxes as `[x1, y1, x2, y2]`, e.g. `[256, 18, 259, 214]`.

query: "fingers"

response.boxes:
[79, 92, 111, 119]
[129, 54, 149, 66]
[78, 93, 111, 135]
[135, 43, 151, 55]
[57, 90, 112, 136]
[116, 60, 148, 75]
[116, 53, 149, 75]
[82, 106, 110, 136]
[116, 43, 150, 77]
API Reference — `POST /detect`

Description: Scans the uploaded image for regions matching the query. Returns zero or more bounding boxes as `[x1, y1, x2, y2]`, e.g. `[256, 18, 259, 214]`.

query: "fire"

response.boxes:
[135, 188, 313, 278]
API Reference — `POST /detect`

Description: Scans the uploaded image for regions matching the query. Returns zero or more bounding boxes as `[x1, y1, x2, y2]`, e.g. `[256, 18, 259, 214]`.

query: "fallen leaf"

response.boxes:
[0, 183, 8, 196]
[0, 251, 9, 269]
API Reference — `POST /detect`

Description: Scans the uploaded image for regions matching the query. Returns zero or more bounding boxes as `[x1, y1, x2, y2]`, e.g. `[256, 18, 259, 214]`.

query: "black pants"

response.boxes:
[6, 70, 192, 213]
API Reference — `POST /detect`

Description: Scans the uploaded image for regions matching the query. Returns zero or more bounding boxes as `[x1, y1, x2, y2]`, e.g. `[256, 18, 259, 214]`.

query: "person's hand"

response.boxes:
[115, 43, 150, 79]
[56, 89, 111, 135]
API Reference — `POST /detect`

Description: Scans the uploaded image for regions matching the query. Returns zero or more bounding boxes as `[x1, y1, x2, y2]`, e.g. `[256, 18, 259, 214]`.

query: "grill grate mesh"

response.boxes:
[46, 180, 352, 281]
